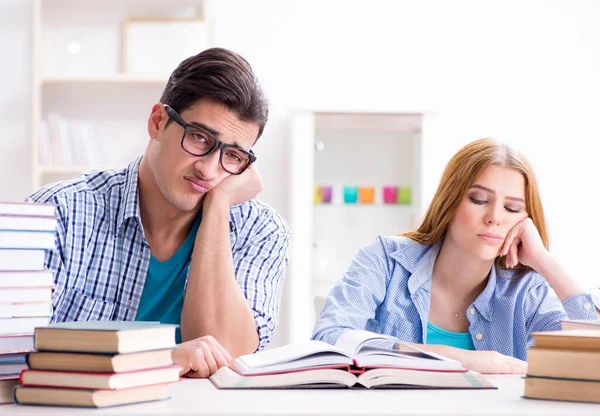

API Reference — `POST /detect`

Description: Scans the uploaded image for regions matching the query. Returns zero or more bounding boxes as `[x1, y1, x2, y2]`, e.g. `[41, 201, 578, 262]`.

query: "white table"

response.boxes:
[2, 375, 599, 415]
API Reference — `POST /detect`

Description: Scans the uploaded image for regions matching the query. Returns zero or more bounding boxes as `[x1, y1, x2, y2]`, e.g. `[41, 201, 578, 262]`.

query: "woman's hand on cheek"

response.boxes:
[500, 217, 547, 270]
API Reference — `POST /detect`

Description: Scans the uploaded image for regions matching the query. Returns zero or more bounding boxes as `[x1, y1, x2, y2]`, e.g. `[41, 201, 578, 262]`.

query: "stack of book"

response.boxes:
[0, 202, 57, 405]
[525, 320, 600, 404]
[14, 321, 181, 408]
[210, 329, 495, 390]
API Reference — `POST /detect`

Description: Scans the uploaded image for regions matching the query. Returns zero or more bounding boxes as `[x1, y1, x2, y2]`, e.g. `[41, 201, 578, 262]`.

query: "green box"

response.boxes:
[397, 186, 412, 205]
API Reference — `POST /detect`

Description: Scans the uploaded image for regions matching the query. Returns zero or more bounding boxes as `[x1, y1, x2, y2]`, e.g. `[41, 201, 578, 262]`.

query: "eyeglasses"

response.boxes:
[163, 104, 257, 175]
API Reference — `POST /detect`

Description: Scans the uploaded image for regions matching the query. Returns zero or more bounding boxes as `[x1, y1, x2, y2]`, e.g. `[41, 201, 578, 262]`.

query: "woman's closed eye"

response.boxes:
[469, 196, 523, 213]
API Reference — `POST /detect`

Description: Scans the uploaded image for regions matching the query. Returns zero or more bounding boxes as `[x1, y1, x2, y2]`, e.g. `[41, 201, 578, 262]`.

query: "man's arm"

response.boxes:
[181, 190, 259, 356]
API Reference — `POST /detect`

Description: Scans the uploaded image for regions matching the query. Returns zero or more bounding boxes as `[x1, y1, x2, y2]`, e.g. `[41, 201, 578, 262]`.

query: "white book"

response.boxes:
[0, 316, 50, 335]
[233, 330, 464, 377]
[0, 250, 46, 271]
[0, 362, 27, 376]
[0, 334, 34, 353]
[0, 202, 56, 217]
[0, 231, 56, 250]
[0, 302, 52, 318]
[0, 288, 53, 303]
[211, 366, 495, 390]
[0, 215, 57, 232]
[0, 271, 54, 288]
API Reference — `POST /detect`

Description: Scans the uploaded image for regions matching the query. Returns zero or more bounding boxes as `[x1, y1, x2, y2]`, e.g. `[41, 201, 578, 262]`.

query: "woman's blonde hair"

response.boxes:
[403, 138, 548, 270]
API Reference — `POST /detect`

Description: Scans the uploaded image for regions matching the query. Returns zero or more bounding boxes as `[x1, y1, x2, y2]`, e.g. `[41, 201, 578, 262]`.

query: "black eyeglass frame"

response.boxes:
[163, 104, 257, 175]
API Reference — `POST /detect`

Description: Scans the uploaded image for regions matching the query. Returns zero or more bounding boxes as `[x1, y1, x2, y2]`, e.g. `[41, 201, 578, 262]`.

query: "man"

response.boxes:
[28, 48, 290, 378]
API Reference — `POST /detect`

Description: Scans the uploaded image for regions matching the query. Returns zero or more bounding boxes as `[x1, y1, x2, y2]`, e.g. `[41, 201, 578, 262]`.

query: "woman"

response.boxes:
[312, 138, 599, 374]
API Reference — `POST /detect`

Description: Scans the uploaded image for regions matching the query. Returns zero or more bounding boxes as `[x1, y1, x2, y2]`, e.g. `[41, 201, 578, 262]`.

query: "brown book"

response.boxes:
[26, 349, 173, 373]
[0, 377, 19, 405]
[532, 329, 600, 351]
[20, 365, 181, 390]
[524, 376, 600, 403]
[527, 348, 600, 380]
[13, 383, 169, 408]
[561, 319, 600, 331]
[34, 321, 176, 354]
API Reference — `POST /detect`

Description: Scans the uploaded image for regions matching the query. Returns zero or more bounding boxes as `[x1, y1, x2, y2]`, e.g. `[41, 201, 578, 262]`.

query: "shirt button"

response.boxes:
[469, 308, 476, 315]
[475, 333, 483, 341]
[584, 303, 592, 310]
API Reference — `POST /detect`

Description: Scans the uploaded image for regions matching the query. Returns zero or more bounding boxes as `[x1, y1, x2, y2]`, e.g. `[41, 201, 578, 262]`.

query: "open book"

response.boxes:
[210, 330, 495, 389]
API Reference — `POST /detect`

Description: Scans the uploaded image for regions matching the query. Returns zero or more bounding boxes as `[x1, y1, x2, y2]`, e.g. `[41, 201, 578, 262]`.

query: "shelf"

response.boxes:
[37, 165, 119, 175]
[41, 75, 168, 85]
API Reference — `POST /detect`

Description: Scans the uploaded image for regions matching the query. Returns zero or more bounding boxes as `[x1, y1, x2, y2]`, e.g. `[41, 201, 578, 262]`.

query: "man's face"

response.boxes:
[147, 99, 259, 212]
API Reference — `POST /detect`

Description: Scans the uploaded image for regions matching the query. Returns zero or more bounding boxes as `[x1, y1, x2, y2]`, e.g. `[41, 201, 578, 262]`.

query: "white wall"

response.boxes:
[1, 0, 599, 344]
[0, 0, 32, 200]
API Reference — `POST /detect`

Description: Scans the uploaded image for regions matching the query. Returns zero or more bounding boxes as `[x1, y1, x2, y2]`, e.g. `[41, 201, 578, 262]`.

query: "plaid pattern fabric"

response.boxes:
[28, 157, 290, 350]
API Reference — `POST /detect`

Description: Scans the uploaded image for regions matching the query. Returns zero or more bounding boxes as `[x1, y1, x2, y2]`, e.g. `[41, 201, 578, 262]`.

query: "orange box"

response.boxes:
[359, 187, 375, 204]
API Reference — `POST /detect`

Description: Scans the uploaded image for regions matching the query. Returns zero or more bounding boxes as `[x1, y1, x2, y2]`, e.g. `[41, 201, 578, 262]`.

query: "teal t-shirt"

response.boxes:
[426, 322, 476, 350]
[135, 214, 201, 343]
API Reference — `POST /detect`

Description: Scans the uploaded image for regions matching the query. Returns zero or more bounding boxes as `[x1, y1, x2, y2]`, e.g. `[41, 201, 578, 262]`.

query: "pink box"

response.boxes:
[383, 186, 398, 204]
[321, 186, 333, 203]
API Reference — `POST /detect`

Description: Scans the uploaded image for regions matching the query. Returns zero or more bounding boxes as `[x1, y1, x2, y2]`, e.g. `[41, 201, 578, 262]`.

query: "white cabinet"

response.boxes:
[30, 0, 211, 191]
[287, 110, 440, 343]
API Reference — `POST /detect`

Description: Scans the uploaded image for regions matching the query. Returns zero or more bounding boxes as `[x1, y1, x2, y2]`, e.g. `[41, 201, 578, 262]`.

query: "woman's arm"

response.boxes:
[502, 218, 600, 317]
[398, 343, 528, 374]
[312, 237, 391, 345]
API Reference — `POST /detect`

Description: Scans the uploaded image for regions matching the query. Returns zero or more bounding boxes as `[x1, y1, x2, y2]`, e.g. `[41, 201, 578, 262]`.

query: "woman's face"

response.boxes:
[446, 165, 529, 261]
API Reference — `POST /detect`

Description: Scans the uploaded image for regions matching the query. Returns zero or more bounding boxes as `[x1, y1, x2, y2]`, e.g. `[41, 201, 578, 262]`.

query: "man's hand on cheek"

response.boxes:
[209, 164, 263, 206]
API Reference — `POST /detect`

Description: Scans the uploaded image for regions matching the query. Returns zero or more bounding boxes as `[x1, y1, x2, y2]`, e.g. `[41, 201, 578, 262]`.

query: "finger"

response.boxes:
[204, 336, 233, 363]
[508, 238, 519, 268]
[199, 342, 219, 375]
[189, 349, 211, 378]
[501, 228, 516, 257]
[172, 349, 191, 376]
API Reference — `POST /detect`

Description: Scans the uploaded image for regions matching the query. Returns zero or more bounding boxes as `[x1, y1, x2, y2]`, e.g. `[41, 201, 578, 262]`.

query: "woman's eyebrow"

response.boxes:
[470, 184, 525, 203]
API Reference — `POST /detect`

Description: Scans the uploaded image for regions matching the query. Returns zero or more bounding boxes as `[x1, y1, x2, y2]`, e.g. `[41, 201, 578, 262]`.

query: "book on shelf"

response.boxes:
[19, 365, 181, 390]
[0, 230, 56, 250]
[34, 321, 177, 353]
[0, 215, 57, 232]
[210, 330, 494, 390]
[0, 202, 56, 217]
[0, 250, 46, 271]
[26, 349, 174, 373]
[527, 347, 600, 380]
[13, 383, 170, 408]
[0, 270, 54, 288]
[524, 376, 600, 404]
[561, 319, 600, 331]
[0, 375, 19, 405]
[532, 329, 600, 351]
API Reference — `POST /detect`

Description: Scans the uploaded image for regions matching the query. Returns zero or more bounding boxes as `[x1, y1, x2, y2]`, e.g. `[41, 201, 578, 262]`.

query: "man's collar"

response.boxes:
[116, 156, 143, 234]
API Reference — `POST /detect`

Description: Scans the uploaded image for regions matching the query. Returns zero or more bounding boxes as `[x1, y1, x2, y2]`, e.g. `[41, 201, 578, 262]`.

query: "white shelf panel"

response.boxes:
[41, 75, 168, 85]
[37, 165, 119, 175]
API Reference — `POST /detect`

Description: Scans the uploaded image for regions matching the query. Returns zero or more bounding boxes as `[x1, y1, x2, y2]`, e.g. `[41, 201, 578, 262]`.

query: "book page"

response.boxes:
[334, 330, 398, 357]
[234, 340, 348, 373]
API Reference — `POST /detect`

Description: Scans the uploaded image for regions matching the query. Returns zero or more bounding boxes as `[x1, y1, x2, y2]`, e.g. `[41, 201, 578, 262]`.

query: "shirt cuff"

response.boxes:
[562, 292, 600, 319]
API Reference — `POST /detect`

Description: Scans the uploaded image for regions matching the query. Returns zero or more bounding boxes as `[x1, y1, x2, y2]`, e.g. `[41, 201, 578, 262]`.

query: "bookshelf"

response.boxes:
[30, 0, 213, 191]
[287, 110, 441, 343]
